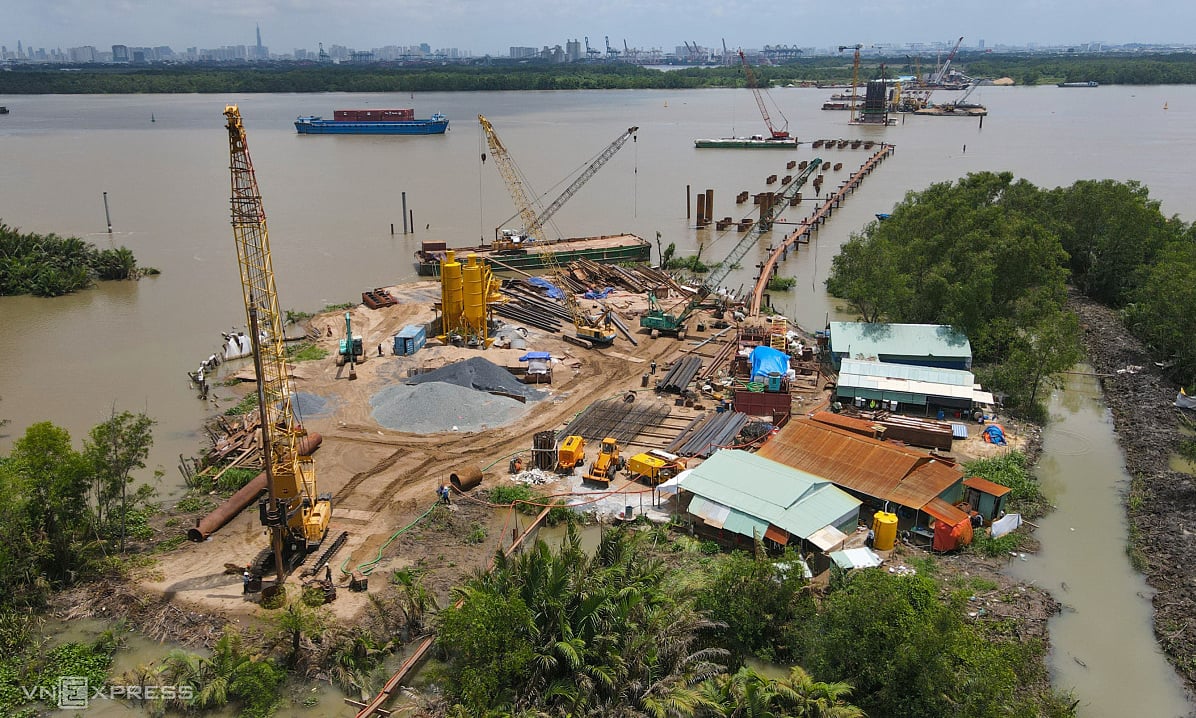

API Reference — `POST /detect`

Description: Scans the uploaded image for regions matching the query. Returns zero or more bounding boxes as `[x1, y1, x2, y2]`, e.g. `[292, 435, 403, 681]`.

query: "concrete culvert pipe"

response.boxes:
[450, 465, 483, 492]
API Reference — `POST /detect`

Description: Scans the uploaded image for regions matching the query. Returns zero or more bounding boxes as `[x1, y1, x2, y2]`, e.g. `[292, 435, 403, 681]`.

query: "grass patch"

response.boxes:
[175, 494, 215, 513]
[1178, 438, 1196, 463]
[216, 467, 259, 494]
[963, 451, 1050, 519]
[968, 531, 1027, 558]
[323, 303, 354, 312]
[223, 393, 259, 416]
[286, 342, 328, 362]
[766, 276, 797, 291]
[154, 535, 187, 553]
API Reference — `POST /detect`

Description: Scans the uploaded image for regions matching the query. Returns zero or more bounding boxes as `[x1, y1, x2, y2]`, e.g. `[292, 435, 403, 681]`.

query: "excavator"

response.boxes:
[479, 114, 619, 348]
[225, 105, 332, 590]
[336, 311, 365, 367]
[640, 157, 821, 338]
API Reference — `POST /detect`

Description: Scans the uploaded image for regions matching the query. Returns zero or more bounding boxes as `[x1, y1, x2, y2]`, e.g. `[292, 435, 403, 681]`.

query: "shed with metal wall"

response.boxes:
[829, 322, 973, 370]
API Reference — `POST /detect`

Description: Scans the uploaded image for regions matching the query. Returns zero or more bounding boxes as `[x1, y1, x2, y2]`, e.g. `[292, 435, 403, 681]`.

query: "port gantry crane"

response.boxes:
[224, 105, 332, 588]
[639, 157, 821, 338]
[493, 124, 639, 250]
[478, 114, 617, 348]
[738, 50, 790, 140]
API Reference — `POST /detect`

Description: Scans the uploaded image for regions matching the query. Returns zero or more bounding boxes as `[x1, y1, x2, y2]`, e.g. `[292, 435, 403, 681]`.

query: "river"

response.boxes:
[1006, 370, 1192, 716]
[2, 85, 1195, 712]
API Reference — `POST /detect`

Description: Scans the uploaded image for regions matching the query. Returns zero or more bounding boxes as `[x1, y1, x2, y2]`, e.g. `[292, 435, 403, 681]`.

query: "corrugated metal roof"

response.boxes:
[923, 497, 969, 525]
[951, 423, 969, 439]
[756, 418, 963, 512]
[810, 411, 882, 437]
[838, 361, 976, 402]
[830, 322, 972, 361]
[679, 450, 860, 541]
[840, 358, 974, 386]
[963, 476, 1013, 497]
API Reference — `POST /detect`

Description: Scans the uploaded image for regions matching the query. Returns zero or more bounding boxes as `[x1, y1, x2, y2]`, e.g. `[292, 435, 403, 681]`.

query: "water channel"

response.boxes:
[1006, 370, 1193, 716]
[2, 86, 1196, 713]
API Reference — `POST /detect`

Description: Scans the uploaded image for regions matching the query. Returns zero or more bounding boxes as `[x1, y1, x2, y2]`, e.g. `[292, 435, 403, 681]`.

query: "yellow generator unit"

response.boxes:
[627, 450, 686, 485]
[557, 435, 586, 473]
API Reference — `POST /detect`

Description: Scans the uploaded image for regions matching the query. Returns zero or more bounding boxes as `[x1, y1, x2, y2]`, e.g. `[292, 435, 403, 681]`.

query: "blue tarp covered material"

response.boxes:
[983, 425, 1007, 445]
[518, 351, 551, 362]
[749, 345, 790, 383]
[583, 287, 614, 300]
[527, 276, 563, 299]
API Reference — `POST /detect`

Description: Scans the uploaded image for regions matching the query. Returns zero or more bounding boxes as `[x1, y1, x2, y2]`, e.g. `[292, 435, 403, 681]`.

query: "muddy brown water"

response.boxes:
[3, 87, 1196, 711]
[1006, 369, 1193, 716]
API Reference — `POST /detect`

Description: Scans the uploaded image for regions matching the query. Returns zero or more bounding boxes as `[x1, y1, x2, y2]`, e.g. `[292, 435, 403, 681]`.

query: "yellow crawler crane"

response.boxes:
[478, 114, 616, 348]
[225, 105, 331, 588]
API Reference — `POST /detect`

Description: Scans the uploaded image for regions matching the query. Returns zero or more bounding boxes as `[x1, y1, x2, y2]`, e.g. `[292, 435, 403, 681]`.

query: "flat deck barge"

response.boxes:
[414, 234, 651, 276]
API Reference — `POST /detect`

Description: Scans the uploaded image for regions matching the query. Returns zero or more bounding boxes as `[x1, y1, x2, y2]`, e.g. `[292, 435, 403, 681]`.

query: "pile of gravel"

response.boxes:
[371, 381, 531, 433]
[509, 469, 560, 486]
[291, 391, 333, 418]
[406, 356, 544, 401]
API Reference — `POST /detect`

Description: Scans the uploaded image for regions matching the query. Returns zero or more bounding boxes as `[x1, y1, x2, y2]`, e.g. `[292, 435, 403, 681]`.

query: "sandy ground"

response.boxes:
[150, 281, 695, 620]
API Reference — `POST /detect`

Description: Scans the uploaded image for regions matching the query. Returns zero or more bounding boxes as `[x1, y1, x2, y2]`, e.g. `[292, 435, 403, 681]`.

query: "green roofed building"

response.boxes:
[678, 449, 861, 552]
[829, 322, 972, 370]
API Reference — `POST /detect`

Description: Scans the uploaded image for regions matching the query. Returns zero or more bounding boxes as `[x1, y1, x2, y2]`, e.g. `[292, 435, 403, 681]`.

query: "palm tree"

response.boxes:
[700, 665, 864, 718]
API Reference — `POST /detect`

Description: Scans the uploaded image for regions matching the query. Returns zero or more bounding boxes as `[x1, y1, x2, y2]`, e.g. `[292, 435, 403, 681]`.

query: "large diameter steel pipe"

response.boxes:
[186, 433, 323, 542]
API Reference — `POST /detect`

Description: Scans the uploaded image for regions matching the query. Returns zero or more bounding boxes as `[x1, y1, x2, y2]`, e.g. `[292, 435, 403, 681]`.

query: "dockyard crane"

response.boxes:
[224, 105, 331, 588]
[640, 158, 821, 338]
[931, 36, 964, 85]
[838, 44, 863, 122]
[478, 115, 617, 347]
[494, 124, 639, 247]
[738, 50, 790, 140]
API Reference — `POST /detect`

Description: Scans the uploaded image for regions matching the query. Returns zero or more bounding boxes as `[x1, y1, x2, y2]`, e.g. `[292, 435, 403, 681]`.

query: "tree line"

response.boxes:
[825, 172, 1196, 415]
[0, 222, 146, 296]
[6, 53, 1196, 94]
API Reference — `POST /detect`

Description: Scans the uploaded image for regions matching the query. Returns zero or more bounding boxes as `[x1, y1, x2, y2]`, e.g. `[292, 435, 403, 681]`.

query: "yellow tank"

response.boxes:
[440, 250, 464, 338]
[462, 255, 485, 333]
[872, 511, 898, 551]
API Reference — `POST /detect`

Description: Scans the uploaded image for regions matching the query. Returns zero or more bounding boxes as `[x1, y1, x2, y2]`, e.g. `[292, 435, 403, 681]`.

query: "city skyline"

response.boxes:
[6, 0, 1195, 59]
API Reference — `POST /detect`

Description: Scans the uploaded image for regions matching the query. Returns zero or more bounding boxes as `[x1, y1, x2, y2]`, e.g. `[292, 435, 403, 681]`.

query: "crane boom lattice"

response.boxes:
[738, 50, 789, 139]
[225, 105, 329, 579]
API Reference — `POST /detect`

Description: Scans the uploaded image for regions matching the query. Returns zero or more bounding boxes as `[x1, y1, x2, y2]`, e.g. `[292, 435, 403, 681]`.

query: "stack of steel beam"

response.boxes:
[667, 411, 749, 458]
[656, 356, 703, 394]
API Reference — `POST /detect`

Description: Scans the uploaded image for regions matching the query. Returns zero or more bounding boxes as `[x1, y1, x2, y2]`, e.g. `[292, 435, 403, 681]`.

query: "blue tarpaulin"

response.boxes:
[983, 425, 1007, 445]
[518, 352, 551, 362]
[583, 287, 614, 300]
[527, 277, 563, 299]
[749, 345, 789, 383]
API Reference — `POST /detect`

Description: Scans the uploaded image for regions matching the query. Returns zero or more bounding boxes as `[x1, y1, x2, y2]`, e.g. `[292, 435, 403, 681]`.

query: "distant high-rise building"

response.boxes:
[510, 46, 537, 58]
[977, 39, 985, 50]
[566, 38, 581, 62]
[419, 43, 431, 53]
[112, 44, 129, 62]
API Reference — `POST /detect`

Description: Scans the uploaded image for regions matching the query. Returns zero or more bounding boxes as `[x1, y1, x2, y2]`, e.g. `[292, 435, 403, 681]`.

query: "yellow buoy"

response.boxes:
[872, 511, 898, 551]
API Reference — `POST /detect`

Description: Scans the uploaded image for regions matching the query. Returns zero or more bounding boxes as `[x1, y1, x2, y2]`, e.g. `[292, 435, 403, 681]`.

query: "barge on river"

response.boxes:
[295, 108, 448, 135]
[694, 135, 798, 149]
[414, 234, 651, 276]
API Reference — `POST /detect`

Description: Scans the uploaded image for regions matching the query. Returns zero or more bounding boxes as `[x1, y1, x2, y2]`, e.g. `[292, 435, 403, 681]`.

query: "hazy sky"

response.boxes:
[6, 0, 1193, 56]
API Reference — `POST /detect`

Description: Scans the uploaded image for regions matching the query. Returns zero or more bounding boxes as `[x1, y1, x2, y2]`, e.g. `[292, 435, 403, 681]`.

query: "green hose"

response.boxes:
[340, 499, 440, 577]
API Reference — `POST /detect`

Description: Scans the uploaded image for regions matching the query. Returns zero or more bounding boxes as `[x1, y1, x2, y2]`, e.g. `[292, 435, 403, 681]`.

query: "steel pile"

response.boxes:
[668, 411, 749, 458]
[656, 356, 703, 394]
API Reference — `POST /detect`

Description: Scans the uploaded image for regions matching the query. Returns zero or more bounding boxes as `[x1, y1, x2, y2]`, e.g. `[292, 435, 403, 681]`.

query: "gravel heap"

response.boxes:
[406, 356, 544, 401]
[291, 391, 332, 418]
[371, 381, 531, 433]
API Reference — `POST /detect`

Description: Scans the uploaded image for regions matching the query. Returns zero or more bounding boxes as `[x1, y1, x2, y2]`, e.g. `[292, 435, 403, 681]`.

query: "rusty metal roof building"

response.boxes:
[756, 416, 964, 519]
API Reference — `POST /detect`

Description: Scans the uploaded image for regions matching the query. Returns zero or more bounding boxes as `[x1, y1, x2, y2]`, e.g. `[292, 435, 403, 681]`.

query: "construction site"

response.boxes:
[148, 104, 1026, 716]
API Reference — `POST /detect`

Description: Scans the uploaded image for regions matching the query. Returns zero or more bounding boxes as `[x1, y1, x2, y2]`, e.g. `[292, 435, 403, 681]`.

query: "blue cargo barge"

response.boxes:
[295, 108, 448, 135]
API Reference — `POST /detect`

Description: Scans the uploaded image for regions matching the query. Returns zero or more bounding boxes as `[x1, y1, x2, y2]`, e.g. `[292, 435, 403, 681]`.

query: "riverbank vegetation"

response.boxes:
[826, 172, 1196, 417]
[5, 52, 1196, 95]
[0, 222, 151, 297]
[432, 525, 1073, 717]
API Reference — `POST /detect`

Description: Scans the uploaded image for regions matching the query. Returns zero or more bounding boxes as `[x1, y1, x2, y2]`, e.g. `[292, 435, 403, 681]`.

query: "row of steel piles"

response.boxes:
[656, 356, 703, 393]
[667, 412, 749, 458]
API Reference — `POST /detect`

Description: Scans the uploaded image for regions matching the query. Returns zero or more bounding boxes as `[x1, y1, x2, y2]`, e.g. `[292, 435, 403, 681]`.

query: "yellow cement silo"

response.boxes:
[439, 250, 464, 340]
[462, 254, 487, 341]
[872, 511, 898, 551]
